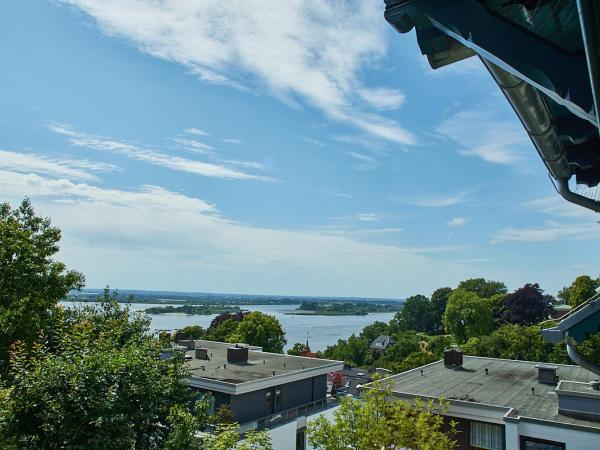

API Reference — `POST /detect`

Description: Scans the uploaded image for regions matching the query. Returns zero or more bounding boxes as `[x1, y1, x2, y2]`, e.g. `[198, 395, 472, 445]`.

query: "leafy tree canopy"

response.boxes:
[457, 278, 507, 298]
[391, 295, 434, 333]
[558, 275, 600, 307]
[430, 287, 452, 331]
[229, 311, 287, 353]
[443, 290, 494, 343]
[287, 342, 307, 356]
[307, 378, 456, 450]
[180, 325, 205, 339]
[0, 199, 84, 369]
[502, 283, 553, 326]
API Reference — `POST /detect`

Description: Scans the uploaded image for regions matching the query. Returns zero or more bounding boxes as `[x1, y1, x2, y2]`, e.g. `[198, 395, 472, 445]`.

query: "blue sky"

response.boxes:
[1, 0, 598, 298]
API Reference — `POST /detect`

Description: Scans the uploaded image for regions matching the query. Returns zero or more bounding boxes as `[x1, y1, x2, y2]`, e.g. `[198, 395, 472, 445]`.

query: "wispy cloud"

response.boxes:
[436, 106, 528, 164]
[356, 212, 383, 222]
[49, 123, 274, 181]
[346, 151, 378, 171]
[60, 0, 415, 145]
[184, 127, 209, 136]
[492, 221, 600, 243]
[222, 138, 241, 144]
[406, 191, 472, 207]
[357, 87, 405, 110]
[299, 136, 326, 148]
[173, 138, 214, 154]
[448, 217, 466, 227]
[0, 148, 118, 181]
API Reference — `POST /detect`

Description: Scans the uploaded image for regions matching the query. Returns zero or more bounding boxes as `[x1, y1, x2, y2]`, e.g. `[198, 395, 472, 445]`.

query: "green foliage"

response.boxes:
[323, 334, 371, 367]
[430, 287, 452, 331]
[0, 199, 85, 370]
[378, 332, 420, 368]
[180, 325, 205, 339]
[0, 299, 194, 449]
[461, 324, 571, 364]
[391, 295, 434, 333]
[228, 311, 287, 353]
[558, 275, 600, 307]
[307, 378, 456, 450]
[457, 278, 507, 298]
[578, 332, 600, 366]
[287, 342, 307, 356]
[359, 321, 390, 342]
[213, 404, 236, 425]
[443, 290, 494, 343]
[296, 301, 401, 315]
[502, 283, 553, 326]
[206, 318, 240, 342]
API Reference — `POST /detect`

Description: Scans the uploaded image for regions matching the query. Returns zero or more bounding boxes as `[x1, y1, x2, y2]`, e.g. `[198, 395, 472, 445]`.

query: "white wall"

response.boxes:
[515, 420, 600, 449]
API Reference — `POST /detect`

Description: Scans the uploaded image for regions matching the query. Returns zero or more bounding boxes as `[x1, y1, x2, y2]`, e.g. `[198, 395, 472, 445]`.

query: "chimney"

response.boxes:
[227, 346, 249, 364]
[443, 348, 463, 369]
[195, 348, 209, 360]
[535, 364, 558, 385]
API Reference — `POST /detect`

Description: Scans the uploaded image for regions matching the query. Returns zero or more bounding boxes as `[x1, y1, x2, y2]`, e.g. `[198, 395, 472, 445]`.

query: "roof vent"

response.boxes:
[227, 346, 249, 364]
[195, 348, 209, 360]
[443, 348, 463, 369]
[535, 364, 558, 385]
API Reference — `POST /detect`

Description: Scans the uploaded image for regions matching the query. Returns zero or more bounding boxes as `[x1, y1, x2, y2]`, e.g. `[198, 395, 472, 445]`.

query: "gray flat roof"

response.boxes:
[385, 356, 600, 430]
[186, 340, 340, 385]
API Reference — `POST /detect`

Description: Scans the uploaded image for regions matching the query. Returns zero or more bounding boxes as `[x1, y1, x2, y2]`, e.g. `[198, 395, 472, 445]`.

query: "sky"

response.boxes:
[1, 0, 599, 298]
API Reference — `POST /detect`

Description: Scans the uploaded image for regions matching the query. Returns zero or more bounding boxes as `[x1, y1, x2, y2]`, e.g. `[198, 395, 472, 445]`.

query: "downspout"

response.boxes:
[576, 0, 600, 133]
[556, 178, 600, 213]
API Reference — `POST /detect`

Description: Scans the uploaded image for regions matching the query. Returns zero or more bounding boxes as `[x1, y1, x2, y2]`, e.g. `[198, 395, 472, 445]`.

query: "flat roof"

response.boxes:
[185, 340, 342, 394]
[383, 356, 600, 430]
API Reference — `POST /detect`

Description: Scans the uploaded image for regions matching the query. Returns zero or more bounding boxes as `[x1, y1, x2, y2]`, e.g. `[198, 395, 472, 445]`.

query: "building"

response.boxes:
[372, 354, 600, 450]
[182, 340, 343, 449]
[369, 334, 396, 352]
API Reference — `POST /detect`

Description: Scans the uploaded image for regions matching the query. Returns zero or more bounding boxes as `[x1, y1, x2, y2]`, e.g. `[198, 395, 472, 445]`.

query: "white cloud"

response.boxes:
[59, 0, 415, 145]
[520, 195, 598, 219]
[448, 217, 466, 227]
[49, 123, 274, 181]
[356, 213, 382, 222]
[222, 138, 241, 144]
[2, 169, 475, 297]
[407, 191, 471, 207]
[357, 87, 406, 110]
[492, 221, 600, 243]
[173, 138, 214, 154]
[184, 127, 209, 136]
[0, 148, 118, 181]
[436, 106, 528, 164]
[345, 151, 377, 171]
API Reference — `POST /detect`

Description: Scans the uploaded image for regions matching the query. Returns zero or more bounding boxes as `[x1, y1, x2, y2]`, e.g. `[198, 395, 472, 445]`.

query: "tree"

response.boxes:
[391, 295, 434, 333]
[181, 325, 205, 339]
[359, 321, 390, 342]
[307, 378, 456, 449]
[457, 278, 507, 298]
[213, 404, 236, 425]
[0, 299, 195, 449]
[287, 342, 307, 356]
[443, 290, 494, 343]
[229, 311, 287, 353]
[502, 283, 553, 326]
[430, 287, 452, 331]
[0, 199, 85, 369]
[558, 275, 600, 308]
[323, 334, 371, 367]
[205, 312, 246, 342]
[379, 332, 420, 368]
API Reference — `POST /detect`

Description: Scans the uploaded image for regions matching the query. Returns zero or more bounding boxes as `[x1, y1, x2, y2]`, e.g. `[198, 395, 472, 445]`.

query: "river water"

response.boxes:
[62, 302, 396, 351]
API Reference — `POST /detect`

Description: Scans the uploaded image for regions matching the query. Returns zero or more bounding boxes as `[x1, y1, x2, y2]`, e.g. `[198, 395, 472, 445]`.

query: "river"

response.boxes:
[61, 302, 396, 351]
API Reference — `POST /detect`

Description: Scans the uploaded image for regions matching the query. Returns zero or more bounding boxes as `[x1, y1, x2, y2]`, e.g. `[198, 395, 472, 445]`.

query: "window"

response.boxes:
[520, 436, 565, 450]
[470, 421, 504, 450]
[275, 386, 282, 406]
[296, 428, 306, 450]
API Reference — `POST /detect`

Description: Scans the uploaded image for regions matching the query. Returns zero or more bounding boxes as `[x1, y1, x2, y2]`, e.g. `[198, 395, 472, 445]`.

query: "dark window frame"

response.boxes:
[275, 386, 282, 406]
[469, 419, 506, 450]
[520, 435, 566, 450]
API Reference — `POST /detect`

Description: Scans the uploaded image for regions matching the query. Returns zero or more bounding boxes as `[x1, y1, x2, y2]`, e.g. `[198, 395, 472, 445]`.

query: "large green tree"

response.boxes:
[391, 295, 434, 333]
[430, 287, 452, 332]
[558, 275, 600, 307]
[0, 199, 84, 369]
[307, 378, 456, 450]
[502, 283, 553, 326]
[443, 290, 494, 343]
[457, 278, 507, 298]
[229, 311, 287, 353]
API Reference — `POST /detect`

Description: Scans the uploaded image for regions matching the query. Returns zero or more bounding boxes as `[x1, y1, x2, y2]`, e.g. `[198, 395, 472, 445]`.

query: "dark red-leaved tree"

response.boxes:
[502, 283, 553, 326]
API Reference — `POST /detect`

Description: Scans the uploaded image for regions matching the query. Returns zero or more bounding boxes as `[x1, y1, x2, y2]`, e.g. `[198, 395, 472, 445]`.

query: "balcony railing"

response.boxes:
[239, 396, 339, 433]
